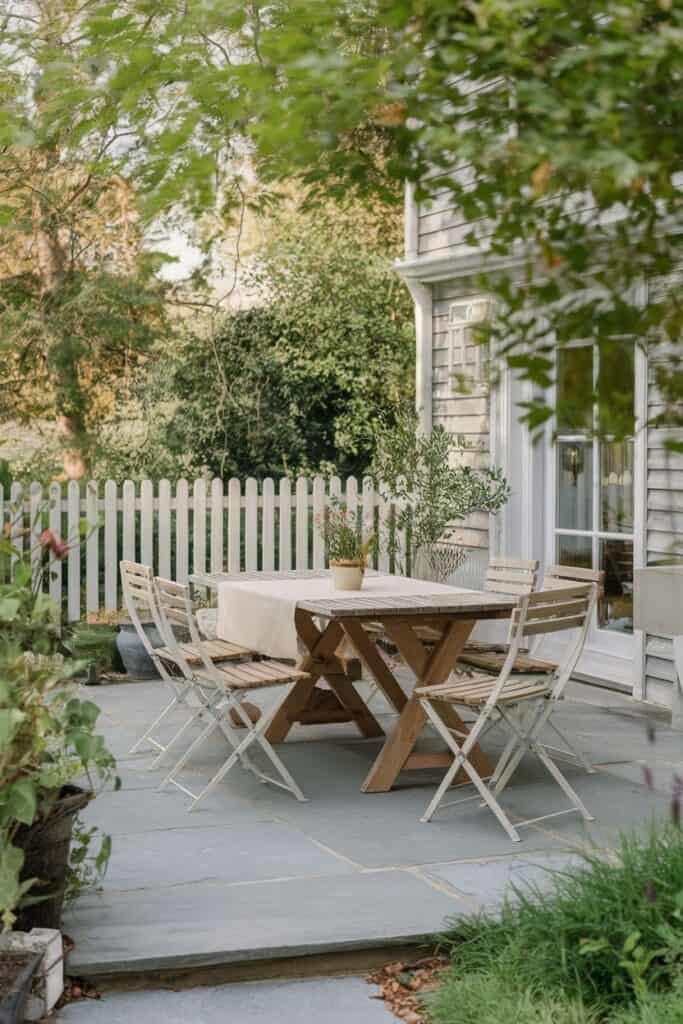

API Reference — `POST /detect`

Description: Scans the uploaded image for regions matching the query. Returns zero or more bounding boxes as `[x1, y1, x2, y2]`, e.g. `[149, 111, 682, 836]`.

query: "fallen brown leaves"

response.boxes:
[367, 955, 448, 1023]
[53, 936, 101, 1012]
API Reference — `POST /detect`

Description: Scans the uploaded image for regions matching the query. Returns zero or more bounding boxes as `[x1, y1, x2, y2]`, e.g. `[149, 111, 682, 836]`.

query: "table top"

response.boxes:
[195, 569, 516, 620]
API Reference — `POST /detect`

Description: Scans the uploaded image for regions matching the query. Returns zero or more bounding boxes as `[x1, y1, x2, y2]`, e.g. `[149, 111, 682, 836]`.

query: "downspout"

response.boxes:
[400, 182, 432, 434]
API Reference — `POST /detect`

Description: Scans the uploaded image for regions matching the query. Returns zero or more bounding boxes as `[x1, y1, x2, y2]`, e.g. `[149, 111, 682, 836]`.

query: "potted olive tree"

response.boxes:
[372, 414, 510, 582]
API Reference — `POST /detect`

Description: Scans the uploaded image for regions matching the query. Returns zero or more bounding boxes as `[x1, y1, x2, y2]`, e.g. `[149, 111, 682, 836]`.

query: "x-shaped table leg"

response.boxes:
[360, 617, 493, 793]
[265, 610, 384, 743]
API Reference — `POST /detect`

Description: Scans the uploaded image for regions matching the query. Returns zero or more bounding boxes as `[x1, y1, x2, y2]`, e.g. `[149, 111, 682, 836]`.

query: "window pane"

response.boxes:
[557, 347, 593, 433]
[599, 538, 633, 633]
[600, 440, 634, 533]
[556, 533, 593, 570]
[597, 340, 635, 437]
[557, 442, 593, 531]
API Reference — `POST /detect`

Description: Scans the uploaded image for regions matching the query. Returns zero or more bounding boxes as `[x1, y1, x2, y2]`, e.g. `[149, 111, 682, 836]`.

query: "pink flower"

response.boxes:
[52, 538, 69, 560]
[39, 529, 69, 561]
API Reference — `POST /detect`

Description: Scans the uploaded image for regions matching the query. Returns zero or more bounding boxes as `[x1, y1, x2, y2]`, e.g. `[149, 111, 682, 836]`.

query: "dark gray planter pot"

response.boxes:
[116, 621, 163, 679]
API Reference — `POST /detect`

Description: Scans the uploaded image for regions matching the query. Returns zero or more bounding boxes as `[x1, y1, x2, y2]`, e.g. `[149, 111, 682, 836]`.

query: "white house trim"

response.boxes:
[404, 181, 419, 260]
[631, 281, 649, 699]
[404, 279, 433, 434]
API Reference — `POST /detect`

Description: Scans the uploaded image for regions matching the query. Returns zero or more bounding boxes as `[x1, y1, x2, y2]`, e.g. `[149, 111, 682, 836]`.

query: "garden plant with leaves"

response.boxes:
[372, 415, 510, 578]
[0, 531, 118, 930]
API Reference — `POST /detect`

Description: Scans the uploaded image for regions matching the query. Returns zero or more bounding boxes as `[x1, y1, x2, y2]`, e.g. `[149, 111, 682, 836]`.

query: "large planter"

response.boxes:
[0, 951, 43, 1024]
[634, 565, 683, 637]
[413, 542, 467, 584]
[330, 561, 364, 591]
[13, 785, 91, 933]
[116, 620, 163, 679]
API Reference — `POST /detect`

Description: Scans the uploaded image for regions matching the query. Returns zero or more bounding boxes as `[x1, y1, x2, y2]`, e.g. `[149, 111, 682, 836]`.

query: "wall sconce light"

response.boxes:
[562, 444, 584, 486]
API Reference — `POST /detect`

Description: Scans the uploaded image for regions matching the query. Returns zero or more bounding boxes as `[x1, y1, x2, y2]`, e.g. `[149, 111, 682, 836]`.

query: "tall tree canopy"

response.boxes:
[82, 207, 414, 481]
[3, 1, 682, 449]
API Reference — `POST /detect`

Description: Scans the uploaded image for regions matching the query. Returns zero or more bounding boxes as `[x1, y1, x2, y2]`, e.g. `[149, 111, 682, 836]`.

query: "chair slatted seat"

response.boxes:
[419, 673, 552, 706]
[156, 637, 253, 666]
[417, 582, 599, 842]
[457, 651, 557, 674]
[197, 658, 310, 690]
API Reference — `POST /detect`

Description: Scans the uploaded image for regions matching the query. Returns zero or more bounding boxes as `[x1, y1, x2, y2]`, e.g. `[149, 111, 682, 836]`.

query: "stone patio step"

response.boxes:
[64, 869, 457, 980]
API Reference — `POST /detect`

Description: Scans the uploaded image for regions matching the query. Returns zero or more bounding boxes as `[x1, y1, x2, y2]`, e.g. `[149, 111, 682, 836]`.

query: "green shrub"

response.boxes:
[438, 827, 683, 1007]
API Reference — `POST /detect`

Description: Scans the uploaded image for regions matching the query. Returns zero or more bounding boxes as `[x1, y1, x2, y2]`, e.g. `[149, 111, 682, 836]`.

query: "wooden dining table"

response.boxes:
[190, 570, 516, 793]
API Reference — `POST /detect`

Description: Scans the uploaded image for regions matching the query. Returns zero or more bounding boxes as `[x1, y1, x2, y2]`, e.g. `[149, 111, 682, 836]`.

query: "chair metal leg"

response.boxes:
[491, 703, 595, 826]
[544, 718, 595, 773]
[149, 705, 204, 770]
[160, 715, 221, 789]
[162, 684, 306, 810]
[231, 693, 307, 803]
[188, 726, 262, 810]
[419, 700, 521, 842]
[532, 741, 595, 822]
[128, 696, 179, 755]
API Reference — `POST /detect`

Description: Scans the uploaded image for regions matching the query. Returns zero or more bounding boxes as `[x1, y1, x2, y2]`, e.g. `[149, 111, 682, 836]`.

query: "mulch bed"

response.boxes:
[367, 954, 449, 1023]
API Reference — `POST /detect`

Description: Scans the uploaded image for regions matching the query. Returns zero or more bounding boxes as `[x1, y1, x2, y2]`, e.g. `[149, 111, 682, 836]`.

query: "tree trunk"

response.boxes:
[32, 174, 87, 479]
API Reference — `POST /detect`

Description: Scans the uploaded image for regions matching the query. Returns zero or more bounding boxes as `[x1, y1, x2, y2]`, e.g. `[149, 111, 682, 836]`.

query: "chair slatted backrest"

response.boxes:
[481, 557, 539, 646]
[494, 583, 598, 703]
[153, 576, 217, 682]
[120, 561, 172, 679]
[484, 556, 539, 597]
[544, 564, 605, 596]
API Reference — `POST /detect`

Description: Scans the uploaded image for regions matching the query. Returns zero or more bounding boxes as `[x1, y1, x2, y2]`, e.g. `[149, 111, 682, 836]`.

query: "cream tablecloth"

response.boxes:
[215, 572, 483, 660]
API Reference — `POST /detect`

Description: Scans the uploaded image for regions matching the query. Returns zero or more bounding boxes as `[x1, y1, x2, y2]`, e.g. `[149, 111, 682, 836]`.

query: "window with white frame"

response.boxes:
[554, 341, 635, 633]
[447, 298, 491, 393]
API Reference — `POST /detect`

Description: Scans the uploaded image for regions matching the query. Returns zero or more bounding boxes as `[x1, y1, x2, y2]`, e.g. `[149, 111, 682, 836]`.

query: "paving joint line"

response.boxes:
[402, 865, 480, 912]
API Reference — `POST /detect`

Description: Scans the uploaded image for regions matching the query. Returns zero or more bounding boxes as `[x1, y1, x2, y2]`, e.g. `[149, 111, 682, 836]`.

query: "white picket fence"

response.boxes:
[1, 476, 488, 621]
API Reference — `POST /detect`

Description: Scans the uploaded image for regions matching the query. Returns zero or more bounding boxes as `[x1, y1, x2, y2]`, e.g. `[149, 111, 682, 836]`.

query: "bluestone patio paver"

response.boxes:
[57, 975, 392, 1023]
[63, 678, 674, 977]
[425, 852, 582, 910]
[65, 868, 464, 973]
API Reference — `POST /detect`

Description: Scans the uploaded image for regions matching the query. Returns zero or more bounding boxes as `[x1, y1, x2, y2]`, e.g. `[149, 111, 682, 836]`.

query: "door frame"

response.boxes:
[496, 339, 648, 695]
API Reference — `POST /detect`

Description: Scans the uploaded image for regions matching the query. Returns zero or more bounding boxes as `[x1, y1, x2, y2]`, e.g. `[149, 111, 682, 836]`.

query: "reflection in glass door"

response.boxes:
[554, 343, 635, 637]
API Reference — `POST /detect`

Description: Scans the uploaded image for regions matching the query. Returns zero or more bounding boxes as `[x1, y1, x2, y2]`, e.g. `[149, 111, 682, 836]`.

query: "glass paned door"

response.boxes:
[553, 344, 635, 643]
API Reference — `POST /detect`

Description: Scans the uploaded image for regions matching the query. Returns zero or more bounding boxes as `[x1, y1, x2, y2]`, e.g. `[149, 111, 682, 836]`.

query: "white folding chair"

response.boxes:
[121, 561, 211, 768]
[153, 577, 308, 809]
[121, 561, 253, 770]
[456, 555, 539, 660]
[457, 563, 605, 774]
[417, 583, 598, 842]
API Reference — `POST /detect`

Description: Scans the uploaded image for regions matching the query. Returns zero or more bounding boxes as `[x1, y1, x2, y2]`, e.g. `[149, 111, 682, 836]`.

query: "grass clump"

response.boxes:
[608, 974, 683, 1023]
[427, 826, 683, 1024]
[424, 969, 600, 1024]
